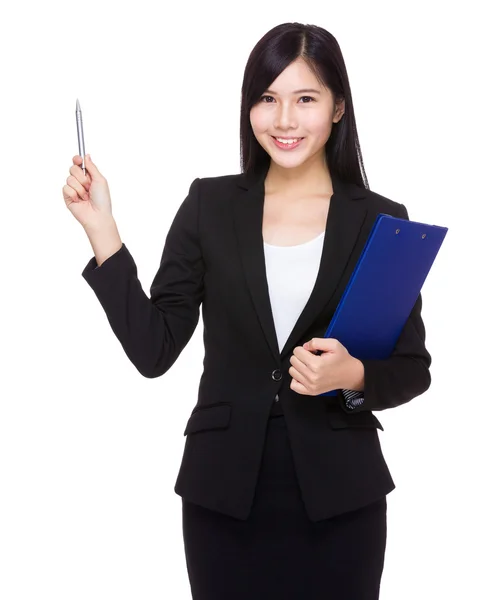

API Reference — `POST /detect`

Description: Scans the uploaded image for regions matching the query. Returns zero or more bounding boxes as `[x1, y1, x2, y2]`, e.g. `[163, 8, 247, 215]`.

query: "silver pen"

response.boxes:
[75, 98, 86, 175]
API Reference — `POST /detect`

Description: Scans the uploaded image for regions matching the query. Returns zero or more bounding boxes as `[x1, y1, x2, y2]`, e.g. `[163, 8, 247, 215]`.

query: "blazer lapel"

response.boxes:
[232, 167, 368, 364]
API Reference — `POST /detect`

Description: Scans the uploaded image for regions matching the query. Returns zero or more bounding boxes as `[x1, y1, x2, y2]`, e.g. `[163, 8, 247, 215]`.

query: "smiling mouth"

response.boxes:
[270, 136, 305, 149]
[271, 136, 304, 141]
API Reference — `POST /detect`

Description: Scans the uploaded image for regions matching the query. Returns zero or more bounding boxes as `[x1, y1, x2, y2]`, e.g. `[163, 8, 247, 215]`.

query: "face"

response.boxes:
[250, 57, 345, 172]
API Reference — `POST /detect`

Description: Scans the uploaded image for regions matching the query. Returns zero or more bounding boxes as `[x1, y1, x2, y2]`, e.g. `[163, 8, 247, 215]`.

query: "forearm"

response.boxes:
[82, 243, 190, 378]
[84, 217, 123, 267]
[343, 356, 365, 391]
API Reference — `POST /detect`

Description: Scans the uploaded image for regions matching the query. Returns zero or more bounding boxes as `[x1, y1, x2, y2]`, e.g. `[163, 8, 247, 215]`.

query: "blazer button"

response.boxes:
[272, 369, 282, 381]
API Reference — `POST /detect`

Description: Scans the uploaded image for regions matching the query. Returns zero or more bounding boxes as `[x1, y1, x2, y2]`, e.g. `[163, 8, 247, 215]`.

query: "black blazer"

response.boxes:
[81, 168, 432, 522]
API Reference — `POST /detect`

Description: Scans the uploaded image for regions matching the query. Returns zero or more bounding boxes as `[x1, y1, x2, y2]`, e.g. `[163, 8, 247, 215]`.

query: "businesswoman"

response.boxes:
[62, 22, 431, 600]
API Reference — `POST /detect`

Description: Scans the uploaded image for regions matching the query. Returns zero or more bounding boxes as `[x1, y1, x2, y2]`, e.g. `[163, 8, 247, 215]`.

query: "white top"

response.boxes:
[264, 231, 325, 352]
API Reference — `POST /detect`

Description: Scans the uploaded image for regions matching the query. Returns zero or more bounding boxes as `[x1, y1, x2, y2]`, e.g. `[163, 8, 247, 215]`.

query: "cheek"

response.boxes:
[250, 107, 269, 134]
[305, 113, 333, 136]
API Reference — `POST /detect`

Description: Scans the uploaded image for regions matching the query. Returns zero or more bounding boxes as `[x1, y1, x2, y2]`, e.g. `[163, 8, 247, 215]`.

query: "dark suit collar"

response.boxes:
[232, 166, 368, 363]
[235, 166, 366, 199]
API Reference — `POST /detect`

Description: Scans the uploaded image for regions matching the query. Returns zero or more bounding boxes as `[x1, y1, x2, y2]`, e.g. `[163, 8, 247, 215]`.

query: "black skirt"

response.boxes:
[182, 400, 387, 600]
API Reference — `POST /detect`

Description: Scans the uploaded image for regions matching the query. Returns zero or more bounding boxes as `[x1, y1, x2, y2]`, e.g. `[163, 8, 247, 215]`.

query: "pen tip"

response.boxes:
[76, 98, 81, 110]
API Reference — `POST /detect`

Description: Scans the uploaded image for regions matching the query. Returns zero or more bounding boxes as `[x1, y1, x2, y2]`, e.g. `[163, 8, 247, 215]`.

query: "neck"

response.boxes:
[264, 156, 333, 198]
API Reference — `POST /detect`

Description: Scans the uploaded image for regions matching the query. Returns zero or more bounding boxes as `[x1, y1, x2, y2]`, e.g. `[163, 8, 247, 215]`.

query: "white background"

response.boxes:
[1, 1, 487, 598]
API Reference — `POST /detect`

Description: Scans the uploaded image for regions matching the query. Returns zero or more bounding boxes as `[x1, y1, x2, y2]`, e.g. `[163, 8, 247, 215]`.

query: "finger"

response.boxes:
[290, 377, 309, 395]
[72, 154, 89, 172]
[69, 163, 91, 192]
[66, 175, 90, 201]
[289, 365, 309, 387]
[63, 184, 81, 203]
[293, 346, 319, 369]
[290, 354, 307, 375]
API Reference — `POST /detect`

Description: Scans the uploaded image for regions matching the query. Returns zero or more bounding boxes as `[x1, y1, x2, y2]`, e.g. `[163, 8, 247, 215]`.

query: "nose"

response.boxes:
[273, 103, 298, 132]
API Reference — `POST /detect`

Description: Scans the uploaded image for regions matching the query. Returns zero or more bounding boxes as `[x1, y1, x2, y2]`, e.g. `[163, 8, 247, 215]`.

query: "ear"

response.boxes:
[333, 98, 345, 123]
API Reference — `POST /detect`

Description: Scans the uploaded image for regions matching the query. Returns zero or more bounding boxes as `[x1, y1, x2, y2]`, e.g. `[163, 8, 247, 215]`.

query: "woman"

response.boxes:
[62, 22, 431, 600]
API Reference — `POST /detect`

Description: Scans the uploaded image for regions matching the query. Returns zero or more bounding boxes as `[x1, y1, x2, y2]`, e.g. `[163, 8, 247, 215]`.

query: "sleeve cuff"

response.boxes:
[340, 388, 365, 411]
[82, 242, 129, 276]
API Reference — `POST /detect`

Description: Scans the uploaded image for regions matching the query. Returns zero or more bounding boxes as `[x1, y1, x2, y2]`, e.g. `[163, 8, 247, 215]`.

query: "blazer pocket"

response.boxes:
[326, 408, 384, 431]
[184, 402, 232, 436]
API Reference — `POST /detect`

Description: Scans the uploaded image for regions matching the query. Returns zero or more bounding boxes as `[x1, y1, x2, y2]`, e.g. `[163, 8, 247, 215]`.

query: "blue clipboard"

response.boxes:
[320, 213, 448, 396]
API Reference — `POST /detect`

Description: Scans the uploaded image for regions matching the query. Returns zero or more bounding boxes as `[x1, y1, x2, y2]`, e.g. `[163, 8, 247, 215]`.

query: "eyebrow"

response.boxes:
[263, 88, 321, 95]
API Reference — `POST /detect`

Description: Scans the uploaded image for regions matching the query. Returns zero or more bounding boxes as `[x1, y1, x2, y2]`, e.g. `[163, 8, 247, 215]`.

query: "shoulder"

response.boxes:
[180, 174, 240, 213]
[191, 173, 246, 210]
[197, 172, 243, 192]
[360, 185, 406, 217]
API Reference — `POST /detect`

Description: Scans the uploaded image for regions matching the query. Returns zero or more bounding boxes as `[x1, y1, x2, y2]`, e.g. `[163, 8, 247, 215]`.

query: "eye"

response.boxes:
[259, 95, 316, 103]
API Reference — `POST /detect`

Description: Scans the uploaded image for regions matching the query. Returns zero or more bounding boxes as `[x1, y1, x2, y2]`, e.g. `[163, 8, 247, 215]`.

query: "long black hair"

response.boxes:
[239, 22, 369, 190]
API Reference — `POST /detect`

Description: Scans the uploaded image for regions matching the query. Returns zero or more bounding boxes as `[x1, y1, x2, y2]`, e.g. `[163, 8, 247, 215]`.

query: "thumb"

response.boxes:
[304, 337, 331, 353]
[84, 154, 102, 179]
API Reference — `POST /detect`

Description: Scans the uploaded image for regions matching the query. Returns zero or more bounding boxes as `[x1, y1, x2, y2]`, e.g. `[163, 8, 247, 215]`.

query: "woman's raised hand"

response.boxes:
[62, 155, 114, 230]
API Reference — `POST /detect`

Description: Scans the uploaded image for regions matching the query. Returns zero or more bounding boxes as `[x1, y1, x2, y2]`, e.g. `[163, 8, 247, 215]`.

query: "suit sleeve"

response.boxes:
[81, 177, 205, 379]
[339, 202, 432, 413]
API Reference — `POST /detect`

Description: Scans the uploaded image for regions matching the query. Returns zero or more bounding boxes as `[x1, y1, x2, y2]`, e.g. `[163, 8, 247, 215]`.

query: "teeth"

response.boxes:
[275, 137, 301, 144]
